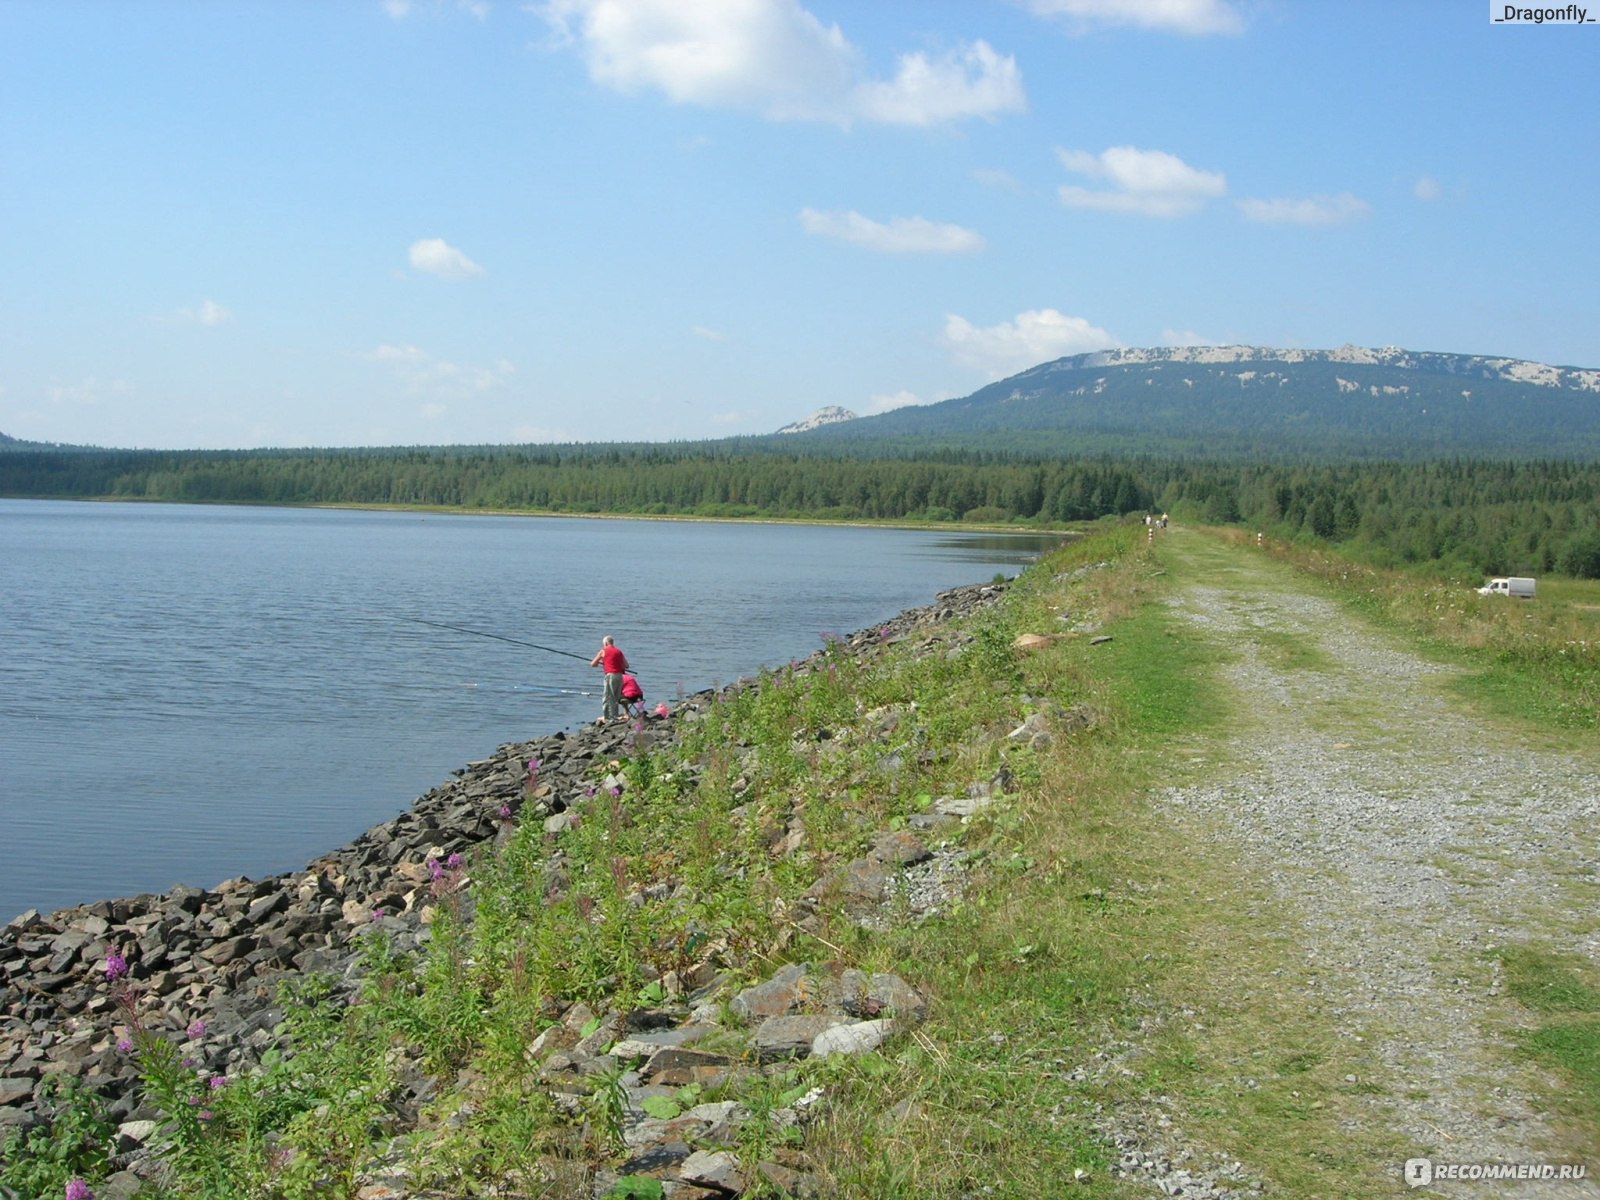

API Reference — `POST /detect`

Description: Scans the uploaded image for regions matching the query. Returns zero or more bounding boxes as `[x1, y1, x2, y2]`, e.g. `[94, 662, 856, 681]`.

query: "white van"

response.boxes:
[1476, 576, 1536, 599]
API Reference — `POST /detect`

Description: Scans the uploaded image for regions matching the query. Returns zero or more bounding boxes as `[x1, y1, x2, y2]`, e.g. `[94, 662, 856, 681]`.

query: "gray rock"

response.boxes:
[753, 1015, 848, 1061]
[812, 1019, 893, 1058]
[679, 1148, 746, 1194]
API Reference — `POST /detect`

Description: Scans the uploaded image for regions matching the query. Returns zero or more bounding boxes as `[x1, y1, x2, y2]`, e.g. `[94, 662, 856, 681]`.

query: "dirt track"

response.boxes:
[1138, 532, 1600, 1198]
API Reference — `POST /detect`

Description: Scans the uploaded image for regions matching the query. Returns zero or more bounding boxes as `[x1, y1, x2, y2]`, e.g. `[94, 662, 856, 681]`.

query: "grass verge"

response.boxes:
[1499, 946, 1600, 1136]
[1215, 528, 1600, 733]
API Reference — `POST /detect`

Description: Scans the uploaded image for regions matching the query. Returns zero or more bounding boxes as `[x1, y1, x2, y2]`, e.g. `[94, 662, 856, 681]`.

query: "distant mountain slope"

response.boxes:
[791, 345, 1600, 459]
[0, 432, 102, 453]
[776, 405, 857, 434]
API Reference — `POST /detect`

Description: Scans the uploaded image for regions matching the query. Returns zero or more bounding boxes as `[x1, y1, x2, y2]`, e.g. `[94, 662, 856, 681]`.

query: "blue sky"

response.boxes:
[2, 0, 1596, 449]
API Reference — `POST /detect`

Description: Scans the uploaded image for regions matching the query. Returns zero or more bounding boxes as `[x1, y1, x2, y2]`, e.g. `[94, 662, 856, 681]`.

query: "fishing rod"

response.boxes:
[380, 614, 592, 662]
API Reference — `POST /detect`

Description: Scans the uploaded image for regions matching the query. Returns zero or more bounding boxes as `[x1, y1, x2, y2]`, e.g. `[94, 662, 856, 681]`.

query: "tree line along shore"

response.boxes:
[5, 445, 1600, 579]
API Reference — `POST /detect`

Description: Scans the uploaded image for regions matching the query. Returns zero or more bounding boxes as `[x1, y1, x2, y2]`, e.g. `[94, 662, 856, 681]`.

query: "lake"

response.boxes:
[1, 499, 1061, 921]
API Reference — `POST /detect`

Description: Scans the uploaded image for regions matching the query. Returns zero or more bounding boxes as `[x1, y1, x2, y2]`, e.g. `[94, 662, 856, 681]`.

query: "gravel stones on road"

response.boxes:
[1147, 577, 1600, 1198]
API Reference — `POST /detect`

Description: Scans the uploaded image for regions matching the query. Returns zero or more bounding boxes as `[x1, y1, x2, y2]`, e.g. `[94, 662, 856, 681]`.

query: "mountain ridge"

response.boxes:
[782, 343, 1600, 458]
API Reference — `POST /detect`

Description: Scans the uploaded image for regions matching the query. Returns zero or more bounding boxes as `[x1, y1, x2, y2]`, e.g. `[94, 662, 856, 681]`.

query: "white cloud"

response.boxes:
[691, 324, 728, 340]
[1161, 328, 1218, 346]
[1026, 0, 1245, 36]
[852, 40, 1026, 127]
[537, 0, 1023, 125]
[1237, 192, 1370, 226]
[158, 299, 235, 327]
[943, 309, 1120, 378]
[711, 409, 752, 424]
[408, 237, 486, 279]
[799, 208, 985, 254]
[1056, 145, 1225, 217]
[361, 343, 515, 399]
[196, 299, 233, 326]
[1413, 175, 1441, 201]
[863, 389, 924, 415]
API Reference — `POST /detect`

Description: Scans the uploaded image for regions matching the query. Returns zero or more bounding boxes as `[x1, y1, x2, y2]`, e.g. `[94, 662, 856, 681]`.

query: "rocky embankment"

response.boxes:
[1, 580, 1013, 1198]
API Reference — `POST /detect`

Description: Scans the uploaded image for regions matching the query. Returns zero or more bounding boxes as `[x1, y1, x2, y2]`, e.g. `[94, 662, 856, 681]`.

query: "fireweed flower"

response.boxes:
[65, 1180, 93, 1200]
[498, 804, 513, 820]
[116, 1037, 133, 1054]
[187, 1020, 206, 1040]
[446, 852, 463, 869]
[209, 1075, 228, 1090]
[103, 951, 128, 982]
[427, 858, 444, 881]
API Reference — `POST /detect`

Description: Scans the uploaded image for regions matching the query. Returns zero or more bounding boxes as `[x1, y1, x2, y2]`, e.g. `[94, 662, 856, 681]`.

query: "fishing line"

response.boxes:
[457, 682, 598, 696]
[370, 613, 591, 662]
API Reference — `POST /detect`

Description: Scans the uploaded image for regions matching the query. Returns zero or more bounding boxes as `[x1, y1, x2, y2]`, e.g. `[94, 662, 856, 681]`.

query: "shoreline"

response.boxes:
[32, 492, 1079, 536]
[0, 577, 1011, 1141]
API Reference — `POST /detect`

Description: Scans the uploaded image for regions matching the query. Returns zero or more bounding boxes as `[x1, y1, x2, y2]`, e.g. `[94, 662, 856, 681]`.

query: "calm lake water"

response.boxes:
[1, 499, 1061, 921]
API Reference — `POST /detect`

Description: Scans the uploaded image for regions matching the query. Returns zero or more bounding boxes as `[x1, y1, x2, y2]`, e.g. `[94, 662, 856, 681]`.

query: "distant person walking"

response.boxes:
[589, 635, 629, 721]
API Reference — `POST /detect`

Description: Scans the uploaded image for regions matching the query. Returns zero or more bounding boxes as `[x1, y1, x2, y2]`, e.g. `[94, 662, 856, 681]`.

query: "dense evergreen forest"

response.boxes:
[3, 445, 1598, 579]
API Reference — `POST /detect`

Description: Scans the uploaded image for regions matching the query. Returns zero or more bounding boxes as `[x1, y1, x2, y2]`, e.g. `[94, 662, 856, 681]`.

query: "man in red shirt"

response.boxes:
[589, 635, 629, 721]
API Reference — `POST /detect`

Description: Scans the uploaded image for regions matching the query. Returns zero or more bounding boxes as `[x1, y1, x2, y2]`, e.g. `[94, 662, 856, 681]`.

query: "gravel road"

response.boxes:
[1112, 540, 1600, 1199]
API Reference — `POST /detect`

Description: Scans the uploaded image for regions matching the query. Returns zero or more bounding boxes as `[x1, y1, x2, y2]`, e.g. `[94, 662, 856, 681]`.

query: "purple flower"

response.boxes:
[186, 1020, 206, 1040]
[446, 852, 463, 869]
[198, 1109, 214, 1121]
[371, 908, 385, 922]
[65, 1180, 93, 1200]
[498, 804, 512, 820]
[116, 1037, 133, 1054]
[209, 1074, 228, 1090]
[103, 951, 128, 982]
[427, 858, 444, 881]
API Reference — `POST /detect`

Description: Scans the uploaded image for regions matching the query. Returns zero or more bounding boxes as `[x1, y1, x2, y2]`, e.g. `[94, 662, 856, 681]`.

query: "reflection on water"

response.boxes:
[926, 531, 1077, 563]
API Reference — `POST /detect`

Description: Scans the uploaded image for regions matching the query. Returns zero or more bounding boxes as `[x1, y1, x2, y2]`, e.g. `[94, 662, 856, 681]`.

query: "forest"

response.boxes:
[3, 444, 1598, 579]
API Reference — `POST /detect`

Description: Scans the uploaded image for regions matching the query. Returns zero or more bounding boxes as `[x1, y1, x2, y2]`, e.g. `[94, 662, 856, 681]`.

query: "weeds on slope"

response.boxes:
[10, 525, 1175, 1199]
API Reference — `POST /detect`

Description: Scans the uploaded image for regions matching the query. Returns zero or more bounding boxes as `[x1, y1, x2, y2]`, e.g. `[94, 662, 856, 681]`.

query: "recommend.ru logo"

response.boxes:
[1406, 1157, 1588, 1187]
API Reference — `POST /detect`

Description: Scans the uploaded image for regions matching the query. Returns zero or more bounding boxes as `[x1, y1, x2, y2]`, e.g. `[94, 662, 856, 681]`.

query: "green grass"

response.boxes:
[26, 520, 1597, 1198]
[1499, 946, 1600, 1132]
